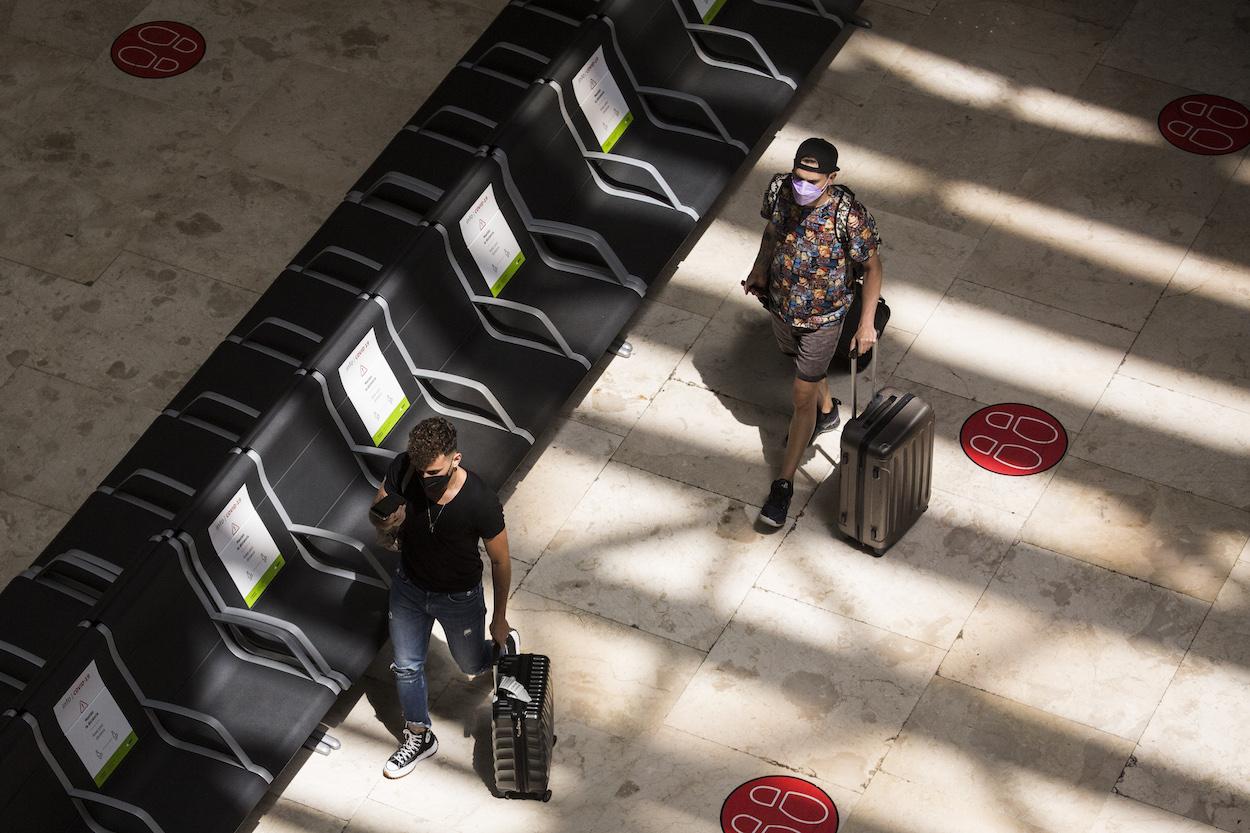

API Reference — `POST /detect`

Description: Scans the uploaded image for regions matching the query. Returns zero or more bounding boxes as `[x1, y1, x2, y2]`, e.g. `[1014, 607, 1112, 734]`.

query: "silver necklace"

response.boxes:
[427, 501, 446, 533]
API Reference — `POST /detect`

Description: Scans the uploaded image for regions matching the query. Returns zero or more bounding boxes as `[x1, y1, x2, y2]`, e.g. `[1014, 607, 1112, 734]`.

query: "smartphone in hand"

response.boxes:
[370, 493, 404, 520]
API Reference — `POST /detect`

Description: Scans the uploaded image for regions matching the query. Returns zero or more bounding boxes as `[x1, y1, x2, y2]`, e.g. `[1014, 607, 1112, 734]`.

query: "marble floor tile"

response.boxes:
[880, 677, 1134, 833]
[369, 690, 628, 832]
[0, 258, 88, 385]
[612, 380, 836, 517]
[649, 216, 754, 320]
[810, 0, 928, 108]
[843, 769, 1058, 833]
[130, 168, 344, 294]
[240, 795, 346, 833]
[30, 251, 257, 410]
[895, 280, 1134, 430]
[222, 60, 415, 198]
[884, 0, 1115, 107]
[16, 79, 226, 207]
[884, 377, 1062, 515]
[940, 543, 1208, 739]
[0, 367, 155, 513]
[786, 85, 1053, 236]
[1090, 795, 1228, 833]
[0, 34, 89, 133]
[280, 0, 497, 93]
[342, 798, 437, 833]
[758, 483, 1022, 648]
[1118, 180, 1250, 415]
[0, 489, 71, 586]
[524, 461, 787, 650]
[1017, 66, 1238, 219]
[497, 418, 622, 563]
[961, 188, 1204, 331]
[595, 726, 861, 833]
[1023, 456, 1250, 601]
[874, 0, 938, 14]
[1100, 0, 1250, 103]
[1117, 560, 1250, 832]
[4, 0, 150, 59]
[268, 675, 404, 822]
[860, 207, 979, 334]
[564, 301, 708, 438]
[1006, 0, 1138, 28]
[84, 0, 321, 131]
[665, 588, 944, 790]
[498, 590, 704, 735]
[1073, 375, 1250, 511]
[0, 165, 149, 284]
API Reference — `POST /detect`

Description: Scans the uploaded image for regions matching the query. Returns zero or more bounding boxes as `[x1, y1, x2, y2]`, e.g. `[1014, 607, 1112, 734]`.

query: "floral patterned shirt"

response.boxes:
[760, 173, 881, 329]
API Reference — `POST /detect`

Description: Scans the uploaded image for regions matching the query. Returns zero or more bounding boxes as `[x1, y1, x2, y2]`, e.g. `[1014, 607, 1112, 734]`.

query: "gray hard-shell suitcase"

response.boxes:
[493, 653, 556, 801]
[837, 349, 934, 555]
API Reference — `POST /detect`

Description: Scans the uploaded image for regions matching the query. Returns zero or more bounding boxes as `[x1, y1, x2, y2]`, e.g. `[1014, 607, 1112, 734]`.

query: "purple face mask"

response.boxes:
[792, 176, 827, 205]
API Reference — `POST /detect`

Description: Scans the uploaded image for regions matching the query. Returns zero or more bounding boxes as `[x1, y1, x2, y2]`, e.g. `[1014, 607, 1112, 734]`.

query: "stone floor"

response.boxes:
[2, 0, 1249, 831]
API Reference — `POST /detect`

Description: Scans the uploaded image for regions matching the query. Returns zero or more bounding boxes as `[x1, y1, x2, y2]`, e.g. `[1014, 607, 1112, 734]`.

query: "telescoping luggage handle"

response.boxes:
[848, 338, 880, 420]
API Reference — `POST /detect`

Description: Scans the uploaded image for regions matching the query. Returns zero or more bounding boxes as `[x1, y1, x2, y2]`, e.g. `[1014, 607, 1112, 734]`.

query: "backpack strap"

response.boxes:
[832, 184, 864, 282]
[399, 453, 415, 494]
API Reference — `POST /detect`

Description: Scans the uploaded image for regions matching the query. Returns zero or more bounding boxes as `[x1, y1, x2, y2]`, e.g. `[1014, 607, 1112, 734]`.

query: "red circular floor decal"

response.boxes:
[721, 776, 839, 833]
[960, 404, 1067, 477]
[1158, 94, 1250, 155]
[111, 21, 206, 79]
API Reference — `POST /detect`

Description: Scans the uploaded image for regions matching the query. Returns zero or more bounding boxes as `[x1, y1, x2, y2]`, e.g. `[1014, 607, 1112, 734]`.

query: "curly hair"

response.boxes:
[407, 417, 457, 469]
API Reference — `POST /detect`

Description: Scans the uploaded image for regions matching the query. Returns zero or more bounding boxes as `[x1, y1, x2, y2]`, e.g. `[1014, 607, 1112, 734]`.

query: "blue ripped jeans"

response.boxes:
[389, 569, 493, 728]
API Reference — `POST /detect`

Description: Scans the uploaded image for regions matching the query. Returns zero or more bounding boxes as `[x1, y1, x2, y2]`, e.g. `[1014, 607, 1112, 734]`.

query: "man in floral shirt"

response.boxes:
[743, 137, 884, 526]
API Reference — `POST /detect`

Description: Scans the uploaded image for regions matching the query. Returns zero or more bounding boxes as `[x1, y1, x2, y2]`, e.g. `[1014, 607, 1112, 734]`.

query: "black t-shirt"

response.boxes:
[382, 453, 505, 593]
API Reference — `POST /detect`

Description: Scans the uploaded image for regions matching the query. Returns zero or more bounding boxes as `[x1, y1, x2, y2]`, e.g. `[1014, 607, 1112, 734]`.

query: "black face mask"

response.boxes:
[421, 468, 453, 501]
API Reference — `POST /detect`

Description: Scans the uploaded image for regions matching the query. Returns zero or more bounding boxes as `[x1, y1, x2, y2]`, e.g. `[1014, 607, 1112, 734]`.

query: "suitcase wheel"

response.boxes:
[542, 790, 553, 802]
[872, 546, 886, 558]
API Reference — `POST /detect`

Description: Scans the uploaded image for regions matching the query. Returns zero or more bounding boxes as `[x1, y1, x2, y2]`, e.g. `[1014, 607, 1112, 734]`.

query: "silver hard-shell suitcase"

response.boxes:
[837, 349, 934, 555]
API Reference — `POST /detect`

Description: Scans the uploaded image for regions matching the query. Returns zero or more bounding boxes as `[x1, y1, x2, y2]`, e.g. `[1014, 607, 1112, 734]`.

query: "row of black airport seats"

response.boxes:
[0, 0, 865, 828]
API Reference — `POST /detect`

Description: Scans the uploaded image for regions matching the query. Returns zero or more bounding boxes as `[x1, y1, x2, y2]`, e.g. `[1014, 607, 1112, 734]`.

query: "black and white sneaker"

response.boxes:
[383, 727, 437, 779]
[757, 479, 793, 528]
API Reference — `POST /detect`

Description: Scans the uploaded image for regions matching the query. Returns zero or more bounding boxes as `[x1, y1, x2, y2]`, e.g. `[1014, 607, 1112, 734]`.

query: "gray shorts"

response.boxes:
[771, 313, 845, 383]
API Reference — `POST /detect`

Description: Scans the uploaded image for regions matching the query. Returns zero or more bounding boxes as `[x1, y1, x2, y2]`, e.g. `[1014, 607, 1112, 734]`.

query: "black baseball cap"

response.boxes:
[794, 137, 839, 173]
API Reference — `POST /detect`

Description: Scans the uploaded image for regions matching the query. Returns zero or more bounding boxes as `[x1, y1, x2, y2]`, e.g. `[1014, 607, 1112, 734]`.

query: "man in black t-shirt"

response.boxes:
[368, 417, 518, 779]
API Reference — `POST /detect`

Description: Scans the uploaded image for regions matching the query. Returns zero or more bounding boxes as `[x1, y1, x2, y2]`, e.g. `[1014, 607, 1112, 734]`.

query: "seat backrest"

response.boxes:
[490, 83, 603, 221]
[0, 717, 83, 833]
[164, 340, 302, 443]
[600, 0, 699, 79]
[97, 413, 237, 521]
[229, 266, 371, 368]
[241, 377, 385, 532]
[35, 490, 172, 573]
[90, 539, 234, 713]
[289, 202, 427, 287]
[0, 576, 95, 711]
[541, 19, 648, 156]
[174, 451, 318, 614]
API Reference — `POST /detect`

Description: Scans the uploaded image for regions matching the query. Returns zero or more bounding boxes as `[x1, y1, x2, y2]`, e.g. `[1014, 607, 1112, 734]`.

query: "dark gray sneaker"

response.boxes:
[811, 399, 841, 440]
[784, 399, 841, 447]
[758, 479, 793, 528]
[383, 727, 437, 779]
